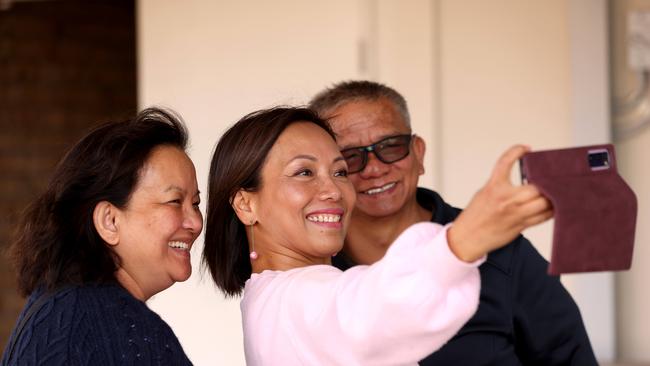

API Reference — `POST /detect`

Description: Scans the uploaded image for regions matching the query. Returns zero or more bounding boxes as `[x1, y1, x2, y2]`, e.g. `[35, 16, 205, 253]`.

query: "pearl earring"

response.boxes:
[249, 220, 258, 260]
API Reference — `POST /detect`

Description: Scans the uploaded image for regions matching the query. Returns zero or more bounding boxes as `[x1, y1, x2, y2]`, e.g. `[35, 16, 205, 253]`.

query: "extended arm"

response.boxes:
[282, 223, 482, 365]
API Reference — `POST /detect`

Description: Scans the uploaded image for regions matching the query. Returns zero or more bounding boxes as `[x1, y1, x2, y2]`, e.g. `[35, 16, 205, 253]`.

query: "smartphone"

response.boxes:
[519, 144, 637, 275]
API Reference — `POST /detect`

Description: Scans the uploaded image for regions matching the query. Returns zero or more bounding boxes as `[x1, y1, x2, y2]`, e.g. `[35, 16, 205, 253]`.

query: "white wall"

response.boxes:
[139, 0, 625, 363]
[611, 0, 650, 362]
[373, 0, 438, 189]
[567, 0, 617, 361]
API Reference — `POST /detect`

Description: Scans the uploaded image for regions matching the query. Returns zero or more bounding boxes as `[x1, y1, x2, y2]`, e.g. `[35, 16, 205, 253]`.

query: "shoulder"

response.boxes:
[242, 266, 348, 318]
[22, 286, 82, 331]
[6, 285, 189, 365]
[241, 266, 344, 342]
[74, 283, 143, 309]
[72, 284, 152, 322]
[72, 285, 179, 350]
[482, 234, 548, 278]
[483, 237, 521, 275]
[3, 287, 84, 364]
[417, 188, 462, 224]
[73, 283, 128, 303]
[245, 266, 342, 296]
[72, 284, 190, 364]
[486, 235, 549, 276]
[75, 284, 174, 331]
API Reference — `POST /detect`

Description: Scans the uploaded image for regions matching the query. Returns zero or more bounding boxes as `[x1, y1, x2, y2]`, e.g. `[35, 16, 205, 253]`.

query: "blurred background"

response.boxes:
[1, 0, 649, 364]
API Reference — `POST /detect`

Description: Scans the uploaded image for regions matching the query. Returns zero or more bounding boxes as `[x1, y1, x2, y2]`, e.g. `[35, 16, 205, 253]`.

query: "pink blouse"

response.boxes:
[241, 222, 484, 366]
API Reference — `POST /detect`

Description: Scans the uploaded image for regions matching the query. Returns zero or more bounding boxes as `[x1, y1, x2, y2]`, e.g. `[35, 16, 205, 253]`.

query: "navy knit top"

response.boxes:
[1, 284, 192, 365]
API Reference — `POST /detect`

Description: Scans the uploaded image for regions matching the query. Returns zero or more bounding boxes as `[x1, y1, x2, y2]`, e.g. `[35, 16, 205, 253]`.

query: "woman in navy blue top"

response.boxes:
[2, 107, 202, 365]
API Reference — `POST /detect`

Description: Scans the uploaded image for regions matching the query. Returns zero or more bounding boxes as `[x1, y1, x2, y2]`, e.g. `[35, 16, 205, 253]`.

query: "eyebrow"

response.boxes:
[165, 185, 184, 193]
[164, 185, 201, 197]
[289, 155, 346, 164]
[289, 154, 317, 162]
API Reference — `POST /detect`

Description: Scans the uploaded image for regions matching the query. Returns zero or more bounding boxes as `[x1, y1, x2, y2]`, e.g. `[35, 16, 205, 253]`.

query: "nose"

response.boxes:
[319, 175, 342, 201]
[183, 205, 204, 235]
[359, 151, 390, 179]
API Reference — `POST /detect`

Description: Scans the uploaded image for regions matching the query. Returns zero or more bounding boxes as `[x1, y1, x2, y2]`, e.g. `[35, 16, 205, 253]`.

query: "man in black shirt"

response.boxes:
[309, 80, 597, 365]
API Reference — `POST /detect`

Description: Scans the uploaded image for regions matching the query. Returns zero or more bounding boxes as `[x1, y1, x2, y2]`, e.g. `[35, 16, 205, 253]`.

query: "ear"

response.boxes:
[231, 190, 257, 225]
[413, 134, 426, 175]
[93, 201, 120, 246]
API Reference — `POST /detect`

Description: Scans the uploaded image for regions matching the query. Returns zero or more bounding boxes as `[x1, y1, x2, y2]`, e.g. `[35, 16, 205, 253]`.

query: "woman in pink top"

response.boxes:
[203, 107, 552, 365]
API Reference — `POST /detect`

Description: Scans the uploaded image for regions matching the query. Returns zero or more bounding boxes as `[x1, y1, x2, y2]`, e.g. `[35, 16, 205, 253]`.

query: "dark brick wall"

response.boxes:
[0, 0, 135, 352]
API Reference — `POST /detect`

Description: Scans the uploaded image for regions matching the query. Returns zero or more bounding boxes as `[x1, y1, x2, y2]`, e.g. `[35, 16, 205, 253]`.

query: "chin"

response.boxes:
[173, 269, 192, 283]
[358, 195, 405, 216]
[314, 240, 344, 257]
[356, 204, 402, 219]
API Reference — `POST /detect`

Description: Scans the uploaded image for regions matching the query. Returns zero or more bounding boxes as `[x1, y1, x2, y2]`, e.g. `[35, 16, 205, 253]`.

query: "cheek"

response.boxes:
[281, 189, 307, 204]
[342, 182, 357, 207]
[152, 210, 183, 237]
[264, 183, 312, 218]
[348, 175, 363, 190]
[394, 157, 419, 176]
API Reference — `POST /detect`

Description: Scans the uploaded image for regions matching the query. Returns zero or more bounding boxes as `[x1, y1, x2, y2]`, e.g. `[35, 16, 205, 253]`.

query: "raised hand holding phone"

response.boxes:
[447, 145, 554, 263]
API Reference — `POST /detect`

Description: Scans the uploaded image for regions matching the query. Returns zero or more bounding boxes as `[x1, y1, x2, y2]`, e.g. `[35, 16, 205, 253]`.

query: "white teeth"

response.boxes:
[168, 241, 189, 250]
[365, 182, 396, 195]
[307, 214, 341, 223]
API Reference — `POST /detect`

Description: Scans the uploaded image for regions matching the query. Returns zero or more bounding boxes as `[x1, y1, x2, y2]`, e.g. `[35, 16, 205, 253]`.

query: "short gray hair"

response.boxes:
[309, 80, 411, 128]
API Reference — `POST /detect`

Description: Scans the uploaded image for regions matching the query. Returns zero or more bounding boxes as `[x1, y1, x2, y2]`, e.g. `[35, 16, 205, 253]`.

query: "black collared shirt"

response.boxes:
[333, 188, 597, 365]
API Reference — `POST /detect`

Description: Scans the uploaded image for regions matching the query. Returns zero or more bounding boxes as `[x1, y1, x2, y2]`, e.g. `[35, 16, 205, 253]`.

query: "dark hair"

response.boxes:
[203, 106, 334, 297]
[309, 80, 411, 128]
[8, 107, 189, 296]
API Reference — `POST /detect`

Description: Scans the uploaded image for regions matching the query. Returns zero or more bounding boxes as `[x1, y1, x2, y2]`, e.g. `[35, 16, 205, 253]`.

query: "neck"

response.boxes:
[250, 242, 333, 274]
[345, 199, 432, 265]
[115, 268, 148, 301]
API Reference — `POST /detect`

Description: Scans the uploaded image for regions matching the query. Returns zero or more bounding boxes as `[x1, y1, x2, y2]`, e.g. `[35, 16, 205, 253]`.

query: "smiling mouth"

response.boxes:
[306, 214, 342, 223]
[363, 182, 396, 195]
[168, 241, 190, 251]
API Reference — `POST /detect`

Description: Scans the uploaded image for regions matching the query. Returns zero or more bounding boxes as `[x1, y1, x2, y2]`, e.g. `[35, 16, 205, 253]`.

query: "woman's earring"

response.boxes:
[249, 220, 258, 260]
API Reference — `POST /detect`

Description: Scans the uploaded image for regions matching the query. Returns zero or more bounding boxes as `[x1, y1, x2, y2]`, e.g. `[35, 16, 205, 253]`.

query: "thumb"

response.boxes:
[490, 144, 530, 184]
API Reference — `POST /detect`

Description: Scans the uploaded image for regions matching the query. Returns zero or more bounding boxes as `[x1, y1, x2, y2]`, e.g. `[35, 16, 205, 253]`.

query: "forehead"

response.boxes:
[266, 122, 341, 164]
[326, 97, 410, 149]
[136, 145, 196, 190]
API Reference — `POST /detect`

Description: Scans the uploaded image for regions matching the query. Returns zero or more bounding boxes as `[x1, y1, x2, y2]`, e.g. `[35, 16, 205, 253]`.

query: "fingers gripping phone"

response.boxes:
[519, 144, 637, 275]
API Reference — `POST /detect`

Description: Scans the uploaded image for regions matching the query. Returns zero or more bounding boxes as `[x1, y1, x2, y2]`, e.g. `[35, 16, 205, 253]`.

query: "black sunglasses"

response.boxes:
[340, 134, 413, 174]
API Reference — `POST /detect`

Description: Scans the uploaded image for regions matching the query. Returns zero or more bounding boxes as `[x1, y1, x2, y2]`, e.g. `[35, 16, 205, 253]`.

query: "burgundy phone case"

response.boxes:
[520, 144, 637, 275]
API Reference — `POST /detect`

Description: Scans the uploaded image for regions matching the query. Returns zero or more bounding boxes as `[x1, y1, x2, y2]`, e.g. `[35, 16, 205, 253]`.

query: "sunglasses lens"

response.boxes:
[341, 149, 365, 173]
[376, 136, 411, 163]
[341, 135, 412, 174]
